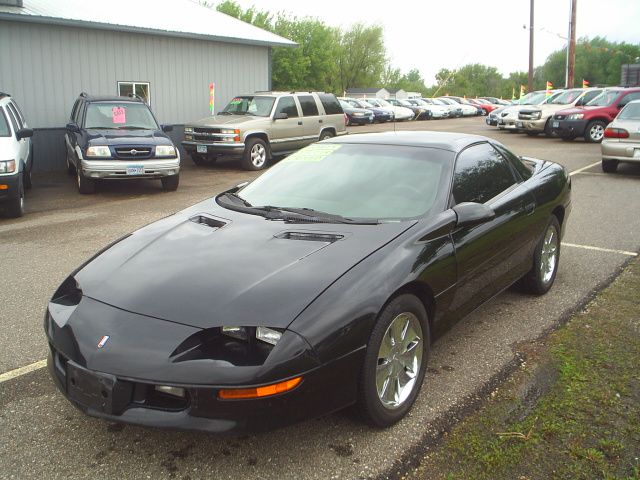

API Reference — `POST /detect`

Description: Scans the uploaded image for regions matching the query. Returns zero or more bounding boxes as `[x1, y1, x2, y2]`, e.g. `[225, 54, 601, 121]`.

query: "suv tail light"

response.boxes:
[344, 113, 348, 126]
[604, 127, 629, 139]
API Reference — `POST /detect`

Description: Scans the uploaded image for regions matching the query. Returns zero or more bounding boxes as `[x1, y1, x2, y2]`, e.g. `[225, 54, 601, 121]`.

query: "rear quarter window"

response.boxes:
[318, 94, 343, 115]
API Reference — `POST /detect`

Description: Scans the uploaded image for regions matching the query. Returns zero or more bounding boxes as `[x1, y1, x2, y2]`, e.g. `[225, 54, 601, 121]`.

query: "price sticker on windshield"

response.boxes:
[112, 106, 126, 124]
[284, 143, 342, 163]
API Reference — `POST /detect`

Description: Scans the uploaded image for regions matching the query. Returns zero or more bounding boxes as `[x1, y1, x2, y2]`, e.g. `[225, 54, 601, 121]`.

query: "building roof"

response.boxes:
[386, 88, 406, 94]
[0, 0, 296, 48]
[345, 88, 387, 94]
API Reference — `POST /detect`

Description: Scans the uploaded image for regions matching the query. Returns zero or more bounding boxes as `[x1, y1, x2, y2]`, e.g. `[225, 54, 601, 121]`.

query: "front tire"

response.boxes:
[601, 159, 618, 173]
[161, 175, 179, 191]
[6, 177, 24, 218]
[241, 138, 269, 171]
[521, 217, 561, 295]
[76, 168, 95, 194]
[584, 120, 606, 143]
[357, 294, 430, 427]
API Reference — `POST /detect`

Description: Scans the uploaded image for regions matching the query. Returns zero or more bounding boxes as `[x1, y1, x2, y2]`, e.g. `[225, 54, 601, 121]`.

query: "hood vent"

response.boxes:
[275, 231, 344, 243]
[189, 215, 227, 229]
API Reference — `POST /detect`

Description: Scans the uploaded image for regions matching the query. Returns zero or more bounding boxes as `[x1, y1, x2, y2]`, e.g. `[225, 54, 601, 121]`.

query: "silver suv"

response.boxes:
[182, 91, 347, 170]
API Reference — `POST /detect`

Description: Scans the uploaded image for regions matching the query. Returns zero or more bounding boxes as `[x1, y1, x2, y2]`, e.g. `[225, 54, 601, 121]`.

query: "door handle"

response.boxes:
[319, 119, 323, 123]
[298, 121, 303, 125]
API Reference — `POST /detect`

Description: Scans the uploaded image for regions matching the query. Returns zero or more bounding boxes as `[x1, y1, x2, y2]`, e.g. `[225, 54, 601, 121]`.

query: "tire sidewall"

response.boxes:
[585, 120, 605, 143]
[532, 217, 561, 294]
[360, 294, 430, 427]
[242, 138, 269, 171]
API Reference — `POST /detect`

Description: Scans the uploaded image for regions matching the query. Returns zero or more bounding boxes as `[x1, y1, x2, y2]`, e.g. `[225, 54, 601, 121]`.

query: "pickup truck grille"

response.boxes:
[191, 128, 237, 143]
[114, 147, 153, 159]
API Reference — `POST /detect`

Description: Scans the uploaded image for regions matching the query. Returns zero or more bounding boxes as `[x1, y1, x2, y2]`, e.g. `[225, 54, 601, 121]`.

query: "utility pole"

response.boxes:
[567, 0, 577, 88]
[528, 0, 534, 94]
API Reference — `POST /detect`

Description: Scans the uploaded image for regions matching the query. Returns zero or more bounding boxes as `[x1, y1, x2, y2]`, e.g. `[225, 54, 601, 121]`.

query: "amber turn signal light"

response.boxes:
[218, 376, 303, 400]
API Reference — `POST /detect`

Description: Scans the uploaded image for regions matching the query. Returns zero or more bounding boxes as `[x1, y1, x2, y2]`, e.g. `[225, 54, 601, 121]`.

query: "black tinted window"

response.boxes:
[275, 96, 298, 118]
[5, 103, 20, 133]
[452, 143, 517, 204]
[619, 91, 640, 107]
[71, 100, 81, 122]
[492, 143, 532, 180]
[0, 108, 10, 137]
[318, 94, 343, 115]
[298, 95, 319, 116]
[10, 101, 25, 125]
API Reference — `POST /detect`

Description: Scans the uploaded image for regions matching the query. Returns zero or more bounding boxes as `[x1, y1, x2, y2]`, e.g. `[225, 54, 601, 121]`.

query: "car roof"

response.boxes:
[80, 94, 145, 103]
[328, 131, 492, 153]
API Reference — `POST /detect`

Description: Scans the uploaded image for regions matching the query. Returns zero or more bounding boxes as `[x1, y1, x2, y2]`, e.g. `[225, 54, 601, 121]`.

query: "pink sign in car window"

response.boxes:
[112, 106, 126, 124]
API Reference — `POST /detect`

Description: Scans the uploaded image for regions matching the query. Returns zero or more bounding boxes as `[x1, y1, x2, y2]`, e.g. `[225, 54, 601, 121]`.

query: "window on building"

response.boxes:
[117, 81, 151, 105]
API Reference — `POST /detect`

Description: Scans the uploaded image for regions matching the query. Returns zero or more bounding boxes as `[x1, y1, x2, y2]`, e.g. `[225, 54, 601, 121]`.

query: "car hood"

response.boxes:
[74, 200, 416, 330]
[521, 103, 575, 114]
[344, 107, 372, 114]
[189, 115, 265, 127]
[86, 129, 173, 146]
[554, 105, 604, 116]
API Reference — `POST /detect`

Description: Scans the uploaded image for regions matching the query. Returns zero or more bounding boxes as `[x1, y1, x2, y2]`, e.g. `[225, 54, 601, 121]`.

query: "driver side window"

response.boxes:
[275, 96, 299, 118]
[452, 143, 517, 205]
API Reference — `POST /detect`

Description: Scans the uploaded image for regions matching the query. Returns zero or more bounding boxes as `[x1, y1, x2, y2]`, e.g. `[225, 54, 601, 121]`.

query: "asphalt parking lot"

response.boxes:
[1, 117, 639, 480]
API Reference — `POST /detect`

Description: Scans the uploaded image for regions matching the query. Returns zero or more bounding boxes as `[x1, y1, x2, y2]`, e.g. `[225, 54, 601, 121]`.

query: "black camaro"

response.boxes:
[45, 132, 571, 433]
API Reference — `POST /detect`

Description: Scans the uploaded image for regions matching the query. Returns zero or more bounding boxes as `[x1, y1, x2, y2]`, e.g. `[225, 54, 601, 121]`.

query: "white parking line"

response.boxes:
[0, 359, 47, 384]
[570, 161, 601, 176]
[562, 242, 638, 257]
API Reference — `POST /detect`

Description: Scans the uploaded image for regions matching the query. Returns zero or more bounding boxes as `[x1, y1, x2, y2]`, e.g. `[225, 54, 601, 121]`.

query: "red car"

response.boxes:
[551, 87, 640, 142]
[468, 98, 499, 115]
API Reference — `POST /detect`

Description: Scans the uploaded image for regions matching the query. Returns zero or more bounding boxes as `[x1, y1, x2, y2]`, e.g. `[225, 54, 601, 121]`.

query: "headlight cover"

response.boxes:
[155, 145, 177, 157]
[568, 113, 584, 120]
[184, 127, 194, 133]
[0, 159, 16, 173]
[221, 326, 283, 346]
[86, 146, 111, 157]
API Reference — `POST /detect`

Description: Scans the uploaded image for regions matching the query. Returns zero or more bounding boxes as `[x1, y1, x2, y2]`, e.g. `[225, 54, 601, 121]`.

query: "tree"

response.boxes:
[336, 24, 387, 93]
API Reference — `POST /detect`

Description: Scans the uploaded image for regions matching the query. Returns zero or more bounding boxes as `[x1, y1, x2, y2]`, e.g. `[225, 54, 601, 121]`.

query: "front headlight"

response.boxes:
[220, 128, 241, 142]
[568, 113, 584, 120]
[221, 326, 283, 346]
[0, 159, 16, 173]
[353, 112, 364, 117]
[184, 127, 194, 133]
[530, 111, 542, 120]
[155, 145, 177, 157]
[86, 146, 111, 157]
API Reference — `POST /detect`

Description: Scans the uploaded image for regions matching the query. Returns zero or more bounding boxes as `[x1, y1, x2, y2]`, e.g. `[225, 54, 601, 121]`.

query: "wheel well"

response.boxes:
[389, 281, 436, 330]
[320, 127, 336, 138]
[245, 133, 270, 155]
[586, 118, 608, 124]
[552, 206, 565, 227]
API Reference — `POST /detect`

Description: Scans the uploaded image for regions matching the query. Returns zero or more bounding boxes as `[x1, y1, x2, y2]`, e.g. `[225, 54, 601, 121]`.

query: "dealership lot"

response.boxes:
[1, 117, 639, 479]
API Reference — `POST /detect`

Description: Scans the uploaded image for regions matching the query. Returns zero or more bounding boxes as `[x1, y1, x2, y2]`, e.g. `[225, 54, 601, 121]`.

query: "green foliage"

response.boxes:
[335, 23, 386, 93]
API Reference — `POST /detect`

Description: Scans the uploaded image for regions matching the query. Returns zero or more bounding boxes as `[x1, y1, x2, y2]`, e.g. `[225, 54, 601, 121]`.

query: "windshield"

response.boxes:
[360, 101, 375, 108]
[550, 89, 582, 104]
[339, 100, 352, 109]
[0, 108, 10, 136]
[377, 99, 392, 107]
[84, 102, 158, 130]
[618, 102, 640, 120]
[236, 143, 453, 220]
[222, 96, 275, 117]
[433, 99, 447, 105]
[587, 90, 620, 107]
[521, 92, 547, 105]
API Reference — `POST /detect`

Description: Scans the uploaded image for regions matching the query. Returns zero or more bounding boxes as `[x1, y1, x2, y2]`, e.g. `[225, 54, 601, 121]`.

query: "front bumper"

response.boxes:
[80, 158, 180, 179]
[182, 141, 246, 157]
[0, 172, 20, 203]
[519, 117, 547, 132]
[348, 115, 373, 125]
[551, 119, 588, 138]
[601, 140, 640, 163]
[498, 119, 522, 130]
[45, 297, 363, 434]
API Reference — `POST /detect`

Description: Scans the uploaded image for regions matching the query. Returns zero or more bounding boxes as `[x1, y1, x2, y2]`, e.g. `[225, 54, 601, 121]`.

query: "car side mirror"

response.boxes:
[16, 127, 34, 140]
[274, 112, 288, 120]
[66, 122, 80, 133]
[161, 124, 173, 132]
[453, 202, 495, 228]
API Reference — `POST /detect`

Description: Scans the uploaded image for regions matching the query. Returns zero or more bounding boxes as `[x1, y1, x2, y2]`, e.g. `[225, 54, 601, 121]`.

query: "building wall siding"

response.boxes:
[0, 20, 270, 171]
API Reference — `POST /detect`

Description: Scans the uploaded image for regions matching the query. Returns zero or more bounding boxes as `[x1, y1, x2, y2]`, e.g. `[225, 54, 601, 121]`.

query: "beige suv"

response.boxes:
[182, 91, 347, 170]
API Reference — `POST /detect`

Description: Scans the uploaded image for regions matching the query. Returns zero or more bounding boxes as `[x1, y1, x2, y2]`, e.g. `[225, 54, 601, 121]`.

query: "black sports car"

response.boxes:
[45, 132, 571, 433]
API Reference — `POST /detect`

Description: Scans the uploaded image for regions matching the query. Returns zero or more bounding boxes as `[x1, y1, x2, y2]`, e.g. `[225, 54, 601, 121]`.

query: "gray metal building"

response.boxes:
[0, 0, 295, 171]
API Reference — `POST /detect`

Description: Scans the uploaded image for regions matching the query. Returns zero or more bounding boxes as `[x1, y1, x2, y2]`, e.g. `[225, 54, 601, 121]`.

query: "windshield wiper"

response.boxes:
[267, 206, 379, 225]
[117, 126, 150, 130]
[219, 111, 233, 115]
[220, 192, 252, 207]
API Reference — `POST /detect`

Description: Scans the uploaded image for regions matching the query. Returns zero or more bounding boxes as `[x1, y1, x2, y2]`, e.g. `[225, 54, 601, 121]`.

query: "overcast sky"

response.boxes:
[229, 0, 640, 84]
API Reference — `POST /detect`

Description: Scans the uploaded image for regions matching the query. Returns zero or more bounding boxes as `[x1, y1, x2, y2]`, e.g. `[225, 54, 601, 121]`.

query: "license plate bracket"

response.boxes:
[552, 121, 559, 128]
[516, 121, 524, 128]
[196, 144, 208, 154]
[67, 362, 117, 414]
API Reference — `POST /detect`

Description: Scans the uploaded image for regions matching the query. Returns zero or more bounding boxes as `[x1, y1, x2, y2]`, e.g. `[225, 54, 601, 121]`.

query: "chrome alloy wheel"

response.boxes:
[250, 143, 267, 168]
[376, 312, 423, 409]
[539, 225, 558, 284]
[589, 123, 604, 142]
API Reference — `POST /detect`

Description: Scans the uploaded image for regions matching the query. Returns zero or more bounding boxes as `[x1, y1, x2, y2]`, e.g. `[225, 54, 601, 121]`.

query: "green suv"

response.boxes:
[182, 91, 346, 170]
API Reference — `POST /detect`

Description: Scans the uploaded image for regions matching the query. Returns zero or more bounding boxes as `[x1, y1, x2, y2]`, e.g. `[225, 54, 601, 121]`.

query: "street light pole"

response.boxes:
[528, 0, 534, 93]
[567, 0, 577, 88]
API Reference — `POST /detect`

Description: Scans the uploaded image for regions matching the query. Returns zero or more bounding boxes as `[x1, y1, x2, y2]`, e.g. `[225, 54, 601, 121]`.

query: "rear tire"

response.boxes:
[357, 294, 430, 428]
[6, 177, 24, 218]
[76, 168, 95, 194]
[584, 120, 606, 143]
[319, 130, 335, 141]
[601, 159, 618, 173]
[161, 175, 179, 191]
[241, 138, 269, 171]
[521, 217, 561, 295]
[23, 164, 32, 190]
